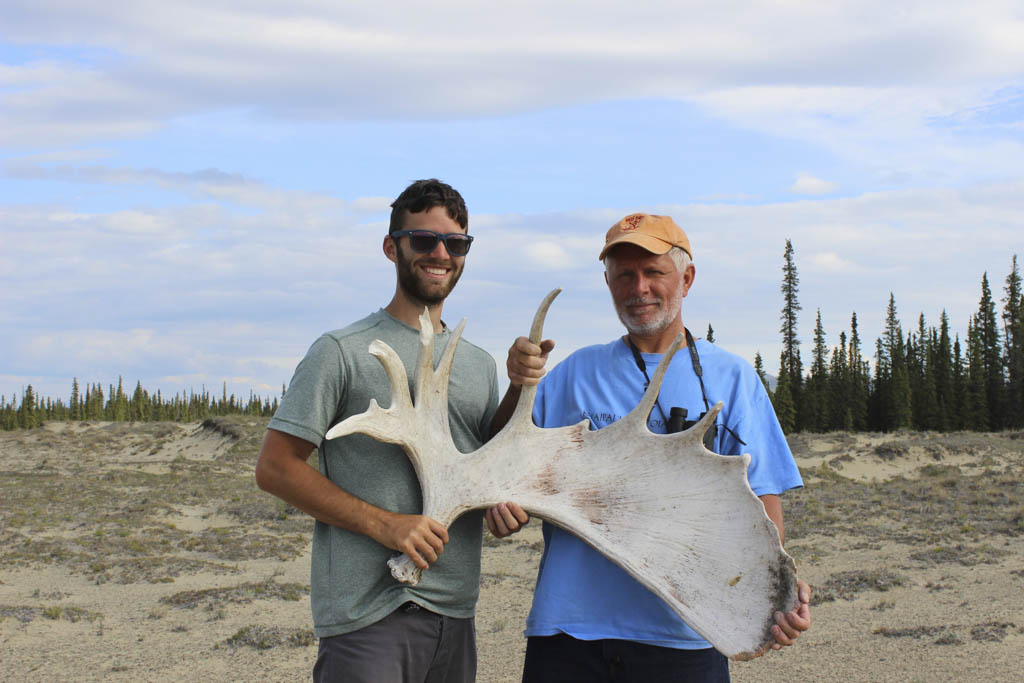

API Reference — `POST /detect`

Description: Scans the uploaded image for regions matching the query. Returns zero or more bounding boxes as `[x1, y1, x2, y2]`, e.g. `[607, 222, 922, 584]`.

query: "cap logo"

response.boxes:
[621, 214, 644, 231]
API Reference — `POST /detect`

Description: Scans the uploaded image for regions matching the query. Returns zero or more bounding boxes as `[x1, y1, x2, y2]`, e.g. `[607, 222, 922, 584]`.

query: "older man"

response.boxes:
[492, 213, 811, 682]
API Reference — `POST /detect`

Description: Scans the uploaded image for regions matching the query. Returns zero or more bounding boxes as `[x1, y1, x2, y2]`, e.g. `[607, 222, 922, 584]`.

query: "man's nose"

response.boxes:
[427, 238, 450, 259]
[632, 273, 651, 295]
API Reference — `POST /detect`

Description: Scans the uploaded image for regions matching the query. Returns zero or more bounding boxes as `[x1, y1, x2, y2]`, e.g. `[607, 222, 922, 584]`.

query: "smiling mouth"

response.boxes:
[628, 301, 658, 311]
[421, 264, 450, 279]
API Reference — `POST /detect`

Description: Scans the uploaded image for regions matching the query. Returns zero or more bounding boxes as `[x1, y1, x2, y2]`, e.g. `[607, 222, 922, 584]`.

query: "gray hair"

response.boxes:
[604, 246, 692, 273]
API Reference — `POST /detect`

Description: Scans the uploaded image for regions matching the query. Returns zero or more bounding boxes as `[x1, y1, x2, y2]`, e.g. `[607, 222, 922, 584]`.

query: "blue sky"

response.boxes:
[2, 1, 1023, 403]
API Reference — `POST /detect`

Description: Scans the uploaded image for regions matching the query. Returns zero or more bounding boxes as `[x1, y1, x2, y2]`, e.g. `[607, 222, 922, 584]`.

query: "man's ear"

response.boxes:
[383, 234, 398, 264]
[681, 263, 696, 297]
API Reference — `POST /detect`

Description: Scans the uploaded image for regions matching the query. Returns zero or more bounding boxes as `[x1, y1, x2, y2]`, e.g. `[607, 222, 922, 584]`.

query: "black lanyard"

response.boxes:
[626, 328, 709, 422]
[626, 329, 744, 446]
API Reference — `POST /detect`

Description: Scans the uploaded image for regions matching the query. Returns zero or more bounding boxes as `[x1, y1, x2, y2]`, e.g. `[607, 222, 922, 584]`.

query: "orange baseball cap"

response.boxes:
[598, 213, 692, 260]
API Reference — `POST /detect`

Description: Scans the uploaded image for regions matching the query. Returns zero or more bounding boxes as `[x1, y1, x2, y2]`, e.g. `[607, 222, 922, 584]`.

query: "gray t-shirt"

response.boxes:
[268, 310, 499, 638]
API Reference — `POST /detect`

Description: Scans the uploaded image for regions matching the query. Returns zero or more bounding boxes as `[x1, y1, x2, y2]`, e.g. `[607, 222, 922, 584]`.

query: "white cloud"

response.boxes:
[524, 241, 572, 270]
[790, 172, 839, 195]
[2, 1, 1023, 402]
[806, 251, 859, 273]
[4, 179, 1022, 401]
[2, 2, 1023, 146]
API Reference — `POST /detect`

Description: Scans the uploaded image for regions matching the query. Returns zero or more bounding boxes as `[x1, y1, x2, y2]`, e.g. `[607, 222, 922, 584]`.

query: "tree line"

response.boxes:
[1, 377, 281, 431]
[758, 242, 1023, 433]
[4, 246, 1022, 433]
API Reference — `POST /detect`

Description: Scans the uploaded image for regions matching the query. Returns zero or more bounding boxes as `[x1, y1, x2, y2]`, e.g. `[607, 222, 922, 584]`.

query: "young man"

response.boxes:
[255, 179, 527, 683]
[495, 213, 811, 682]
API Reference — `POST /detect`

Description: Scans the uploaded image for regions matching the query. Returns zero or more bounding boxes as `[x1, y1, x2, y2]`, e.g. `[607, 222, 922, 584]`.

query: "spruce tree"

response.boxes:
[951, 335, 966, 430]
[964, 317, 988, 429]
[909, 313, 938, 429]
[1003, 255, 1024, 428]
[112, 377, 128, 422]
[131, 381, 146, 422]
[975, 273, 1003, 429]
[828, 331, 852, 431]
[805, 309, 829, 431]
[876, 294, 912, 430]
[18, 386, 37, 429]
[772, 352, 796, 433]
[934, 311, 953, 430]
[706, 324, 715, 343]
[753, 352, 771, 395]
[779, 239, 803, 429]
[848, 312, 869, 431]
[70, 378, 81, 421]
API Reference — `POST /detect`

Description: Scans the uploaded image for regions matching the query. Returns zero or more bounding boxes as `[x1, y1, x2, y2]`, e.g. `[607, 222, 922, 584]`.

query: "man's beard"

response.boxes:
[615, 290, 683, 337]
[394, 242, 464, 305]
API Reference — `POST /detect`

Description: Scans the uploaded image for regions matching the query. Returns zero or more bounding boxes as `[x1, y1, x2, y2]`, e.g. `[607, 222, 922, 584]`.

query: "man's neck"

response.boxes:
[384, 294, 445, 333]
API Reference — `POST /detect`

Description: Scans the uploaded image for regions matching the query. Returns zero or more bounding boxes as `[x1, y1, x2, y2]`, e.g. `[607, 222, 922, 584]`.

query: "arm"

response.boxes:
[255, 428, 449, 570]
[758, 493, 812, 650]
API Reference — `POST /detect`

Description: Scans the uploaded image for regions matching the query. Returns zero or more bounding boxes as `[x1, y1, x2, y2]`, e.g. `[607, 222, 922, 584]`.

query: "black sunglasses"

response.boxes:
[391, 229, 474, 257]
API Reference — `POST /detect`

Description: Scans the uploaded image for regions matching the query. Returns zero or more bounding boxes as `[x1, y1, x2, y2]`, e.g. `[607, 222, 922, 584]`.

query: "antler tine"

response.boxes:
[506, 288, 561, 430]
[370, 339, 414, 413]
[413, 307, 436, 407]
[435, 317, 467, 397]
[624, 332, 686, 431]
[690, 401, 723, 451]
[324, 340, 413, 441]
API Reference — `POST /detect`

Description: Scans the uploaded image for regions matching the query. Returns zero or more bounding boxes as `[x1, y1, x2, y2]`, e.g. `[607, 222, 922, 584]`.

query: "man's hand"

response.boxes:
[485, 502, 530, 538]
[507, 336, 554, 387]
[769, 579, 811, 649]
[375, 511, 450, 570]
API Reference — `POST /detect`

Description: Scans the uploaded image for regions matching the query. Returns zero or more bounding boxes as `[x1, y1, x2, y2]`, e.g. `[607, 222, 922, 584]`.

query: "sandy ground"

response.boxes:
[1, 419, 1022, 682]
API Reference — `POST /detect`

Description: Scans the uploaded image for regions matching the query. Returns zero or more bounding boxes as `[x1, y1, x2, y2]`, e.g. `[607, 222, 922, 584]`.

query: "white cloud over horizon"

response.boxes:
[4, 180, 1021, 401]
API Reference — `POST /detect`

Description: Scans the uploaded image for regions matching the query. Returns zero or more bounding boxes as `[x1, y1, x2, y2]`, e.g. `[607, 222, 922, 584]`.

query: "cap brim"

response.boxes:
[598, 234, 674, 260]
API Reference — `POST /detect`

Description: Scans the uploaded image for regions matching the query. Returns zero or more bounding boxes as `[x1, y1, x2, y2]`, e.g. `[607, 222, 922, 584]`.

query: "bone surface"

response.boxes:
[325, 289, 798, 660]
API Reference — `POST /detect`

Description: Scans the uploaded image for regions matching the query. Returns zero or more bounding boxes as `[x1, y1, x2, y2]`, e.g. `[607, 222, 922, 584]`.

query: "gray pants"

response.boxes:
[314, 602, 477, 683]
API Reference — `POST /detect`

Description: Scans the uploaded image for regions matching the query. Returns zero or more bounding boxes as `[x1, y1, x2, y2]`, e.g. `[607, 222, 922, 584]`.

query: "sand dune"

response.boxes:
[1, 419, 1021, 681]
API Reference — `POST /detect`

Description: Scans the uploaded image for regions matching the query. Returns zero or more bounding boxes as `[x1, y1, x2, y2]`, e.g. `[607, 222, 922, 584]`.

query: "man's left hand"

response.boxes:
[485, 502, 529, 538]
[770, 579, 811, 649]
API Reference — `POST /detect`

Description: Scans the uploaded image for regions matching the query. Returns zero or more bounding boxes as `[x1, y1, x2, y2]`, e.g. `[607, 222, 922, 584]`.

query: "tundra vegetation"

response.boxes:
[1, 418, 1021, 681]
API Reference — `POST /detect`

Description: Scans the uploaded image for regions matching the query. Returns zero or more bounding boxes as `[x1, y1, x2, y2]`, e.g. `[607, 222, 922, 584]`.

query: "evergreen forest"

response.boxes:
[760, 244, 1023, 433]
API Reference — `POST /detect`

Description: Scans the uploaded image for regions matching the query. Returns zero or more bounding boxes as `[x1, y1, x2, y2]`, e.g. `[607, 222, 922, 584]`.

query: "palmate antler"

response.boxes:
[325, 290, 797, 660]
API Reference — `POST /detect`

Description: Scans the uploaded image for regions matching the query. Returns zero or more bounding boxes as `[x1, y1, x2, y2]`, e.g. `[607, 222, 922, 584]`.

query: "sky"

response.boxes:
[2, 1, 1023, 404]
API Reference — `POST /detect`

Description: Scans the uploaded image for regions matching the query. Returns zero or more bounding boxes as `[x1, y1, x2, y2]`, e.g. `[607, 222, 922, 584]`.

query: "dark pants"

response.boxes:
[521, 633, 730, 683]
[314, 602, 476, 683]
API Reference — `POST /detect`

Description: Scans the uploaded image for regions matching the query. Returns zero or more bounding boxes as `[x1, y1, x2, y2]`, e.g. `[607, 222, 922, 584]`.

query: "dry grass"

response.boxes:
[1, 422, 1022, 681]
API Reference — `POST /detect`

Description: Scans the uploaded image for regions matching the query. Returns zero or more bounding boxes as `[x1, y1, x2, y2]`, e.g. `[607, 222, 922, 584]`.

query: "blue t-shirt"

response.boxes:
[526, 337, 802, 649]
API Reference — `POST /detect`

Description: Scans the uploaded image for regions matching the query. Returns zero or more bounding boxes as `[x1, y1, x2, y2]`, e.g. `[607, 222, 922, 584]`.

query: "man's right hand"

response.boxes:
[507, 336, 555, 386]
[375, 511, 450, 570]
[257, 429, 450, 570]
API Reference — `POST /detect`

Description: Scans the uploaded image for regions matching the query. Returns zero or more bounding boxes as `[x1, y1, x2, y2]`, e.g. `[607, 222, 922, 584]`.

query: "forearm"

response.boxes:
[255, 430, 394, 542]
[759, 494, 785, 545]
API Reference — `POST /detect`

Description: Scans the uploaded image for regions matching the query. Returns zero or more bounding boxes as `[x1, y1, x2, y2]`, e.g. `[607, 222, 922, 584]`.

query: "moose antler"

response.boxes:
[325, 289, 798, 660]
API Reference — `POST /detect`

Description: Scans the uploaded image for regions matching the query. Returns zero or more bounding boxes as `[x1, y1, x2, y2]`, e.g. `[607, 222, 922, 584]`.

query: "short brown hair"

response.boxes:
[389, 179, 468, 233]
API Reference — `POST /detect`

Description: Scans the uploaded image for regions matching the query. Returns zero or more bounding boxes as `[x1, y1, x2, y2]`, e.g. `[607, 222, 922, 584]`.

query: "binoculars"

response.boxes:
[667, 407, 717, 452]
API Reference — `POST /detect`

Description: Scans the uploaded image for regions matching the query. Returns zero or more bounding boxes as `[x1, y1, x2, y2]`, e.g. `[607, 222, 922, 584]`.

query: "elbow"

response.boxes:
[254, 451, 277, 493]
[254, 460, 269, 492]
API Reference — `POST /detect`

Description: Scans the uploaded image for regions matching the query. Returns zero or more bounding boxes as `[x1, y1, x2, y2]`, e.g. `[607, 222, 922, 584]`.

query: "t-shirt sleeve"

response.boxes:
[725, 376, 803, 497]
[267, 334, 345, 447]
